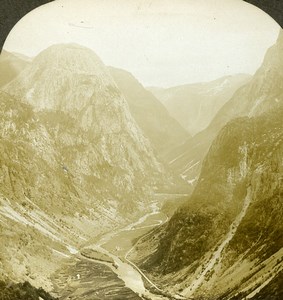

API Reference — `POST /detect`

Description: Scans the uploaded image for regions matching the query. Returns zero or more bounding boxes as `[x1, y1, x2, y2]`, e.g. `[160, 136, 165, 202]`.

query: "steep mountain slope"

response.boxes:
[109, 67, 190, 157]
[0, 44, 162, 290]
[149, 74, 251, 136]
[168, 29, 283, 185]
[0, 50, 30, 87]
[3, 44, 161, 196]
[0, 91, 87, 289]
[131, 104, 283, 299]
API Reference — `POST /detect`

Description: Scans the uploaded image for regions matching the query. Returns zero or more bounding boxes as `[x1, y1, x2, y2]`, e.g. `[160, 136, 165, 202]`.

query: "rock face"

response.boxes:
[133, 104, 283, 300]
[0, 44, 162, 288]
[109, 67, 190, 158]
[3, 44, 161, 197]
[130, 31, 283, 299]
[149, 74, 251, 136]
[168, 30, 283, 185]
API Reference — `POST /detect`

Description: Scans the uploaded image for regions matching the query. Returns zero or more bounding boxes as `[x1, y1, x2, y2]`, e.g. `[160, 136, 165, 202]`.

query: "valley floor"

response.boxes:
[51, 194, 184, 300]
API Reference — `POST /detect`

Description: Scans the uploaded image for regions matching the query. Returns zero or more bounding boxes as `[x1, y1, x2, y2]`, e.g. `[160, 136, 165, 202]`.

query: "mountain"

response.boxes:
[3, 44, 161, 190]
[130, 103, 283, 300]
[0, 51, 190, 159]
[108, 67, 190, 158]
[149, 74, 251, 136]
[128, 30, 283, 299]
[0, 50, 30, 87]
[0, 44, 162, 289]
[168, 30, 283, 185]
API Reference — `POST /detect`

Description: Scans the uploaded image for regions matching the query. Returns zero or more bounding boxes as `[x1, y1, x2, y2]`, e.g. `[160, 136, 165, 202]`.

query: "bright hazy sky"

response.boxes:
[3, 0, 281, 87]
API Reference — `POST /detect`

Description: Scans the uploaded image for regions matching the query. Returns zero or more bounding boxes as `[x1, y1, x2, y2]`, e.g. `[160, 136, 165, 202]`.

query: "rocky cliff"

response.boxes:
[3, 44, 162, 203]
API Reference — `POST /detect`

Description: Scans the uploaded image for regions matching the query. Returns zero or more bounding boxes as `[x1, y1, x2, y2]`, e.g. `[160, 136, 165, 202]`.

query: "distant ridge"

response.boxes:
[149, 74, 251, 136]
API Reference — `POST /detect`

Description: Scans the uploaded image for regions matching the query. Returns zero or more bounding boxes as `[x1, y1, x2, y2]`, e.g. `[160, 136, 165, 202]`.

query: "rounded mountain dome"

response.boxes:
[33, 44, 106, 75]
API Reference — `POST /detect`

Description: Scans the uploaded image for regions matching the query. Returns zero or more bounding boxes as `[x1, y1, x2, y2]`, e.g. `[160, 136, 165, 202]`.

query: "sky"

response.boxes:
[3, 0, 281, 87]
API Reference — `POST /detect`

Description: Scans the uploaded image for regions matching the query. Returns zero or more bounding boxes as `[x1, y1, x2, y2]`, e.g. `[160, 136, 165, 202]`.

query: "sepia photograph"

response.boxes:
[0, 0, 282, 299]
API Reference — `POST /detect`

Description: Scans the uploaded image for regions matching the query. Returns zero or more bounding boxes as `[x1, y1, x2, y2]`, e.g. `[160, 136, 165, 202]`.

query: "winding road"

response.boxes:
[182, 188, 252, 297]
[81, 198, 185, 300]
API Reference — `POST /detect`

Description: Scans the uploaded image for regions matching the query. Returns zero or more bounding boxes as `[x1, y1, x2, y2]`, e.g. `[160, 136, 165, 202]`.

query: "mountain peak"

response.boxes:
[33, 43, 108, 77]
[3, 43, 117, 113]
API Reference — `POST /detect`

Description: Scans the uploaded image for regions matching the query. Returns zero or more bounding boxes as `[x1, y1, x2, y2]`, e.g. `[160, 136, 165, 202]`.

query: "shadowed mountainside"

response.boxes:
[131, 104, 283, 300]
[109, 67, 190, 158]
